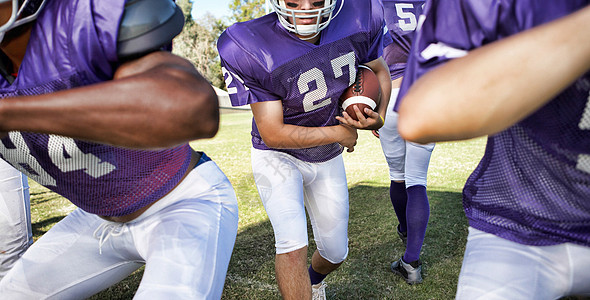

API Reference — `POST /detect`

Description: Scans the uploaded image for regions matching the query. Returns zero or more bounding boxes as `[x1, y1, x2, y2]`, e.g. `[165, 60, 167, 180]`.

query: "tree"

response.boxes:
[229, 0, 269, 23]
[172, 0, 272, 90]
[173, 0, 227, 89]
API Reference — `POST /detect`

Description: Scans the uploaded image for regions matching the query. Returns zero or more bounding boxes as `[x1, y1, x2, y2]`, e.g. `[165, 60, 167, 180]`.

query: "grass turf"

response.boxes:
[30, 110, 488, 299]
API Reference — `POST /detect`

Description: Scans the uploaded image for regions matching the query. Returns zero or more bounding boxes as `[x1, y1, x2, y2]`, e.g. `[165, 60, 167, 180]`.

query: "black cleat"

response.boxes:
[397, 224, 407, 246]
[391, 258, 423, 284]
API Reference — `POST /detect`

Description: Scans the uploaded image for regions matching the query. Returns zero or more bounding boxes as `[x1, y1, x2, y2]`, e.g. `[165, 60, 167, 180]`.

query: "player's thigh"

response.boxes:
[404, 142, 434, 187]
[456, 227, 567, 300]
[378, 110, 406, 181]
[303, 154, 349, 263]
[251, 148, 309, 254]
[0, 162, 31, 240]
[0, 208, 142, 299]
[133, 173, 239, 299]
[567, 243, 590, 296]
[0, 162, 32, 278]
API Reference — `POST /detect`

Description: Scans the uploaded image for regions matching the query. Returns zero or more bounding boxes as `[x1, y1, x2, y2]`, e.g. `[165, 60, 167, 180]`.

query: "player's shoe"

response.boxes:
[312, 281, 327, 300]
[397, 224, 407, 246]
[391, 258, 423, 284]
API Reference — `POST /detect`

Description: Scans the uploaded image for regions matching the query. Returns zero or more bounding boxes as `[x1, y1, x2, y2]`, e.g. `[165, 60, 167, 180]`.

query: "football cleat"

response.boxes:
[397, 224, 407, 246]
[312, 281, 327, 300]
[391, 258, 423, 284]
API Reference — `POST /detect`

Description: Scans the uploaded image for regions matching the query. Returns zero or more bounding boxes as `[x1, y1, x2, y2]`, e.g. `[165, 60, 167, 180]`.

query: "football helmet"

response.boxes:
[271, 0, 344, 39]
[0, 0, 46, 43]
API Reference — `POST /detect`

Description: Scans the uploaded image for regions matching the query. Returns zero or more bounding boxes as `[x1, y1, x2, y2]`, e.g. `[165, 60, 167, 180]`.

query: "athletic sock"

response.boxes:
[403, 185, 430, 263]
[308, 265, 327, 285]
[389, 181, 408, 232]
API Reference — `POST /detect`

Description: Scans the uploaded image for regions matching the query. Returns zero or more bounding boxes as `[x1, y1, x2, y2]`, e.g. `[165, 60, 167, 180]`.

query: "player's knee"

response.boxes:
[405, 176, 427, 187]
[389, 170, 405, 182]
[318, 244, 348, 264]
[385, 155, 404, 167]
[275, 239, 308, 255]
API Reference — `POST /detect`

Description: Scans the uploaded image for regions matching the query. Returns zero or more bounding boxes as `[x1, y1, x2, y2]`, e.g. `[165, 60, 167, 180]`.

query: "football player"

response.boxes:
[398, 1, 590, 298]
[218, 0, 391, 298]
[377, 0, 432, 285]
[0, 160, 32, 281]
[0, 0, 239, 298]
[377, 0, 434, 284]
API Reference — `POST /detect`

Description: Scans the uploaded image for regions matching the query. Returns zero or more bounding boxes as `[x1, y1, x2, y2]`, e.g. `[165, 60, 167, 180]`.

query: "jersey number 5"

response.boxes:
[395, 3, 420, 32]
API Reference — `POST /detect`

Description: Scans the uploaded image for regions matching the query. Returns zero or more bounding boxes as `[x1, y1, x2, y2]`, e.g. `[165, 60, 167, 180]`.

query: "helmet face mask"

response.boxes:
[0, 0, 46, 44]
[271, 0, 342, 40]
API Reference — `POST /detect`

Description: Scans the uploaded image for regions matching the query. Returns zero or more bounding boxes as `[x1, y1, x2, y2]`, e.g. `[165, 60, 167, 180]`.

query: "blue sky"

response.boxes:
[191, 0, 271, 19]
[191, 0, 233, 19]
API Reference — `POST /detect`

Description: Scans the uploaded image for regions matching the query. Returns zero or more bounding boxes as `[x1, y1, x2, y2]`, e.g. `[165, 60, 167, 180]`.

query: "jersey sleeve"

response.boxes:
[363, 0, 386, 63]
[382, 0, 424, 80]
[382, 26, 394, 49]
[397, 0, 518, 109]
[69, 0, 126, 81]
[217, 29, 280, 107]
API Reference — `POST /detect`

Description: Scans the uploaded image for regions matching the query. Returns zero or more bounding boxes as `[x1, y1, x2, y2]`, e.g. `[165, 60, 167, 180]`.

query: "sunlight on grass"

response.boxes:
[30, 110, 487, 299]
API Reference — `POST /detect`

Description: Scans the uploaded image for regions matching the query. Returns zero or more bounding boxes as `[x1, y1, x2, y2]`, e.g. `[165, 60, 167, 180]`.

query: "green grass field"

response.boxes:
[30, 110, 488, 299]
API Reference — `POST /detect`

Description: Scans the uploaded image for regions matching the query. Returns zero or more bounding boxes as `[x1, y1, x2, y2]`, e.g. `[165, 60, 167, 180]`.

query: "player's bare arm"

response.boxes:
[251, 100, 357, 152]
[398, 4, 590, 144]
[0, 51, 219, 149]
[365, 56, 392, 118]
[336, 57, 391, 130]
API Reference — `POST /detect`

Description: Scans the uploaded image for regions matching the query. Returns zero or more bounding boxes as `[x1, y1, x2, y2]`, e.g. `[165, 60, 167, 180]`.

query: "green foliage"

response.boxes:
[32, 111, 491, 299]
[173, 0, 228, 88]
[229, 0, 269, 23]
[171, 0, 273, 90]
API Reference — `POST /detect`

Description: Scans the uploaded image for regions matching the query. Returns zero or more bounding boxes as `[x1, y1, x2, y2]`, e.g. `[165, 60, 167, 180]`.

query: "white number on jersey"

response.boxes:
[301, 51, 356, 112]
[48, 135, 116, 178]
[0, 133, 117, 187]
[0, 132, 57, 187]
[576, 90, 590, 174]
[222, 66, 249, 95]
[395, 3, 418, 32]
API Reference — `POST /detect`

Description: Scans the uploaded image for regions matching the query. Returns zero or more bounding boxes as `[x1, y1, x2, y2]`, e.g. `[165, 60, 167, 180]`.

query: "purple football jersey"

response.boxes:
[382, 0, 424, 80]
[0, 0, 192, 217]
[218, 0, 384, 163]
[400, 0, 590, 247]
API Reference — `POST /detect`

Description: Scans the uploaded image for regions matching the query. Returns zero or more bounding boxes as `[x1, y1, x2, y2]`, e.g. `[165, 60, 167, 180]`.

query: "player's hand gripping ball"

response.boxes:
[339, 65, 381, 121]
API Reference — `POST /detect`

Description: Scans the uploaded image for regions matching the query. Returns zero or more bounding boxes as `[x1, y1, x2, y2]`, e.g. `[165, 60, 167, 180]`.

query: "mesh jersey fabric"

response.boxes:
[382, 0, 424, 81]
[218, 0, 385, 163]
[0, 0, 192, 217]
[399, 0, 590, 247]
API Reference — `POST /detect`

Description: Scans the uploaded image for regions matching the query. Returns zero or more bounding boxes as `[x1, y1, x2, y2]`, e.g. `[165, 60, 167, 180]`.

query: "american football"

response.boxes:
[339, 65, 381, 121]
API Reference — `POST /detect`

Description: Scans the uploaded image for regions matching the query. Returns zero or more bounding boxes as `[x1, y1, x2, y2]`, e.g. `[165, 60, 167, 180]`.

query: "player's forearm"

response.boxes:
[399, 5, 590, 144]
[261, 124, 350, 149]
[0, 65, 219, 149]
[365, 57, 392, 118]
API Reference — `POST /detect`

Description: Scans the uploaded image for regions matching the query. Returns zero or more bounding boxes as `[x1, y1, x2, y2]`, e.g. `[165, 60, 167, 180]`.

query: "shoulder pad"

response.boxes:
[117, 0, 185, 59]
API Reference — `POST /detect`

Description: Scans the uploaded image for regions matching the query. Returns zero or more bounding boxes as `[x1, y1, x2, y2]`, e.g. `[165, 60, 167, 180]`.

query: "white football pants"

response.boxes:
[456, 227, 590, 300]
[379, 88, 434, 187]
[0, 159, 32, 281]
[251, 148, 349, 264]
[0, 159, 239, 299]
